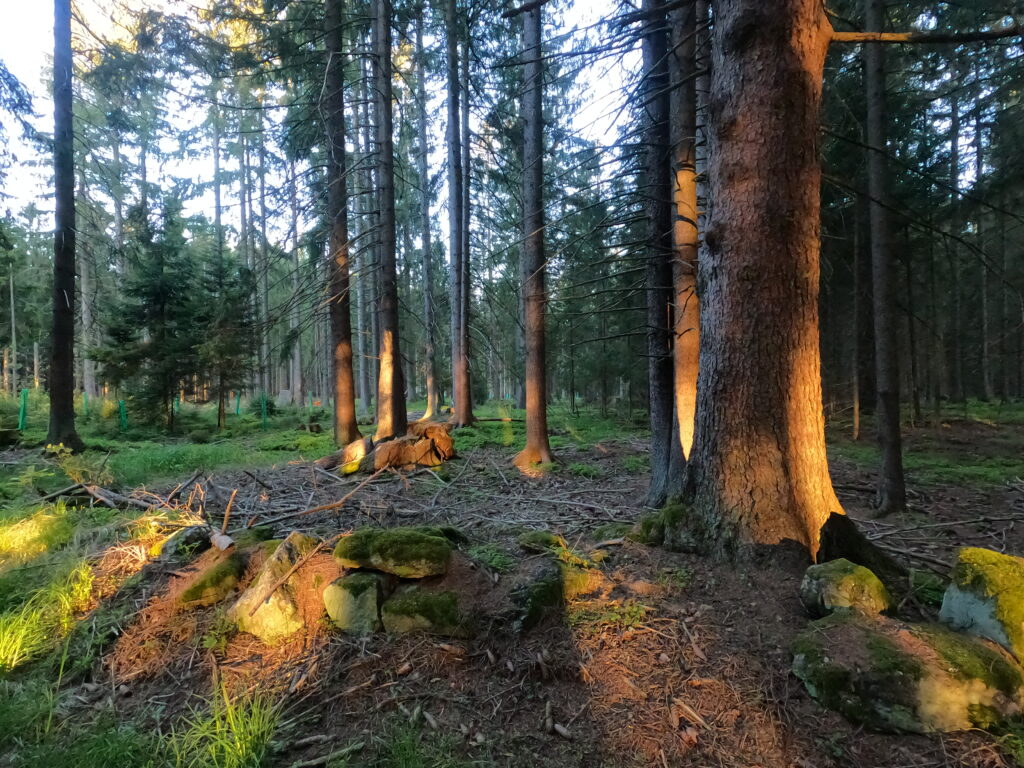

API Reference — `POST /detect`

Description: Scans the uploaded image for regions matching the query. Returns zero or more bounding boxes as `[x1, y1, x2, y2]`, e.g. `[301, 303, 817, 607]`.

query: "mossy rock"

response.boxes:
[940, 547, 1024, 660]
[510, 560, 563, 631]
[626, 514, 665, 546]
[793, 611, 1024, 733]
[381, 588, 463, 636]
[323, 572, 385, 634]
[228, 531, 319, 644]
[799, 558, 893, 618]
[333, 527, 452, 578]
[178, 552, 246, 608]
[234, 526, 275, 550]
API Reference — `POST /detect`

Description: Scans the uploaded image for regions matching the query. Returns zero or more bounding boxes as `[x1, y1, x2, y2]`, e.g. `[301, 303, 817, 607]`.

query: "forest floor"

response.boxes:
[2, 401, 1024, 767]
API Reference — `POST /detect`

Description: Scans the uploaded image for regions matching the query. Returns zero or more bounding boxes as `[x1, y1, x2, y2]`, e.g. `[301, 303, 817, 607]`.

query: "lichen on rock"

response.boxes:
[381, 587, 462, 635]
[940, 547, 1024, 660]
[228, 531, 319, 644]
[792, 611, 1024, 733]
[333, 527, 452, 578]
[799, 558, 893, 618]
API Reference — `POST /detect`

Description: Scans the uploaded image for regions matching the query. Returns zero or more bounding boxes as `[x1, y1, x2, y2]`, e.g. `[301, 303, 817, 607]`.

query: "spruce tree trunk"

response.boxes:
[415, 13, 439, 420]
[288, 163, 304, 408]
[669, 0, 699, 460]
[513, 4, 553, 469]
[33, 341, 39, 389]
[681, 0, 841, 556]
[8, 271, 16, 395]
[356, 66, 374, 419]
[642, 0, 675, 508]
[864, 0, 906, 514]
[257, 125, 273, 396]
[948, 94, 965, 403]
[48, 0, 83, 451]
[372, 0, 407, 441]
[325, 0, 362, 446]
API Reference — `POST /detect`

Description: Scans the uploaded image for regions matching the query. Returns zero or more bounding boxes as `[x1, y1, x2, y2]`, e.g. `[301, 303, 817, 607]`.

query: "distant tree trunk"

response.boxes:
[257, 124, 273, 396]
[975, 109, 994, 402]
[680, 0, 842, 556]
[373, 0, 407, 441]
[80, 247, 97, 400]
[8, 271, 16, 395]
[356, 65, 374, 420]
[513, 4, 553, 469]
[325, 0, 362, 445]
[948, 93, 965, 403]
[447, 0, 473, 426]
[669, 0, 699, 460]
[288, 162, 304, 408]
[864, 0, 906, 515]
[213, 106, 227, 428]
[642, 0, 675, 508]
[415, 13, 439, 421]
[33, 341, 40, 389]
[48, 0, 83, 451]
[460, 33, 473, 413]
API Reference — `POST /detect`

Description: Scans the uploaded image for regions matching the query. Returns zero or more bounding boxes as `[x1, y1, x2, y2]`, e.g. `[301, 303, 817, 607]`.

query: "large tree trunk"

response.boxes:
[325, 0, 362, 445]
[948, 93, 965, 403]
[356, 64, 374, 420]
[669, 0, 699, 460]
[415, 13, 439, 421]
[680, 0, 841, 556]
[372, 0, 407, 441]
[864, 0, 906, 514]
[47, 0, 83, 451]
[447, 0, 473, 426]
[513, 4, 553, 469]
[642, 0, 675, 508]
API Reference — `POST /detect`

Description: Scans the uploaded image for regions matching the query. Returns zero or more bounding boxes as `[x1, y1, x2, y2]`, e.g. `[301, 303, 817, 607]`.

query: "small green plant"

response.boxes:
[567, 600, 650, 634]
[200, 612, 236, 654]
[47, 444, 114, 486]
[656, 567, 694, 590]
[621, 455, 649, 473]
[467, 543, 516, 573]
[169, 685, 280, 768]
[567, 462, 602, 479]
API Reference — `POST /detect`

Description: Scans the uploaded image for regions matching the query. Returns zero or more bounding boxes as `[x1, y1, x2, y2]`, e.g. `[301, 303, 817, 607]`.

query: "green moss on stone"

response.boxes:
[865, 633, 923, 680]
[800, 558, 893, 618]
[914, 623, 1024, 696]
[324, 573, 382, 634]
[517, 530, 567, 552]
[234, 526, 274, 549]
[381, 589, 462, 635]
[179, 553, 245, 606]
[333, 528, 452, 578]
[339, 571, 379, 599]
[627, 514, 665, 546]
[950, 547, 1024, 652]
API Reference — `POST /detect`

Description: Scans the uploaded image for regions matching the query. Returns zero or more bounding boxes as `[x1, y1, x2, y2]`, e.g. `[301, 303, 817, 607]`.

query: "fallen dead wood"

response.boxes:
[287, 742, 364, 768]
[167, 470, 202, 503]
[84, 485, 154, 511]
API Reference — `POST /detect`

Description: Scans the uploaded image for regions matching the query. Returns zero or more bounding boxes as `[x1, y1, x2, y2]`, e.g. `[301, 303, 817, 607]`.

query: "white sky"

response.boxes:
[0, 0, 633, 233]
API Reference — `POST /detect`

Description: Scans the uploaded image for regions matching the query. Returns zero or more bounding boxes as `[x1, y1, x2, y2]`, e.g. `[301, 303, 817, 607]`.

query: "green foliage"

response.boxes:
[567, 462, 602, 478]
[656, 567, 693, 590]
[168, 686, 280, 768]
[621, 455, 649, 473]
[368, 724, 487, 768]
[466, 543, 516, 573]
[200, 612, 236, 655]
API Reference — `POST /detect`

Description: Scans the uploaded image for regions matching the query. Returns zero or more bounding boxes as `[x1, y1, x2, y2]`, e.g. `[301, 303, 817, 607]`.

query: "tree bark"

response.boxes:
[681, 0, 841, 556]
[447, 0, 473, 426]
[289, 161, 304, 408]
[864, 0, 906, 514]
[669, 0, 699, 460]
[325, 0, 362, 445]
[415, 13, 439, 421]
[513, 4, 553, 469]
[642, 0, 675, 508]
[47, 0, 83, 451]
[372, 0, 408, 441]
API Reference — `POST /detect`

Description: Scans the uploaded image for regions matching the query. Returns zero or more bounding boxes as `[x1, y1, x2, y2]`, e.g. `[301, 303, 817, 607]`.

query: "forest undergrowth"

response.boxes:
[2, 398, 1024, 767]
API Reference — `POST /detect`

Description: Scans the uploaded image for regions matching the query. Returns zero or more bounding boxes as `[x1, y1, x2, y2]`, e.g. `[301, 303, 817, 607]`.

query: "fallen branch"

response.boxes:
[84, 485, 153, 511]
[167, 470, 202, 503]
[40, 482, 84, 501]
[867, 514, 1024, 540]
[288, 742, 364, 768]
[231, 470, 385, 532]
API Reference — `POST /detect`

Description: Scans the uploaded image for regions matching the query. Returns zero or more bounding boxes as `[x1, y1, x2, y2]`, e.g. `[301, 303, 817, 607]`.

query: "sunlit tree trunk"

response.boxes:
[681, 0, 842, 556]
[415, 13, 439, 421]
[864, 0, 906, 514]
[642, 0, 675, 507]
[373, 0, 407, 441]
[669, 0, 699, 460]
[325, 0, 362, 445]
[48, 0, 83, 450]
[513, 3, 553, 469]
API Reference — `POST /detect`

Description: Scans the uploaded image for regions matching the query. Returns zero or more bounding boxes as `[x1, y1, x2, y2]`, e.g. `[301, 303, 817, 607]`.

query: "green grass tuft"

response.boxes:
[168, 686, 280, 768]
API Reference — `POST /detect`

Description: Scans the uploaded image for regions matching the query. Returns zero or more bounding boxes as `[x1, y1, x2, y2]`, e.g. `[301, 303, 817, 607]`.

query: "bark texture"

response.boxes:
[642, 0, 675, 507]
[372, 0, 408, 441]
[683, 0, 842, 556]
[513, 5, 554, 469]
[325, 0, 362, 446]
[864, 0, 906, 514]
[47, 0, 83, 451]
